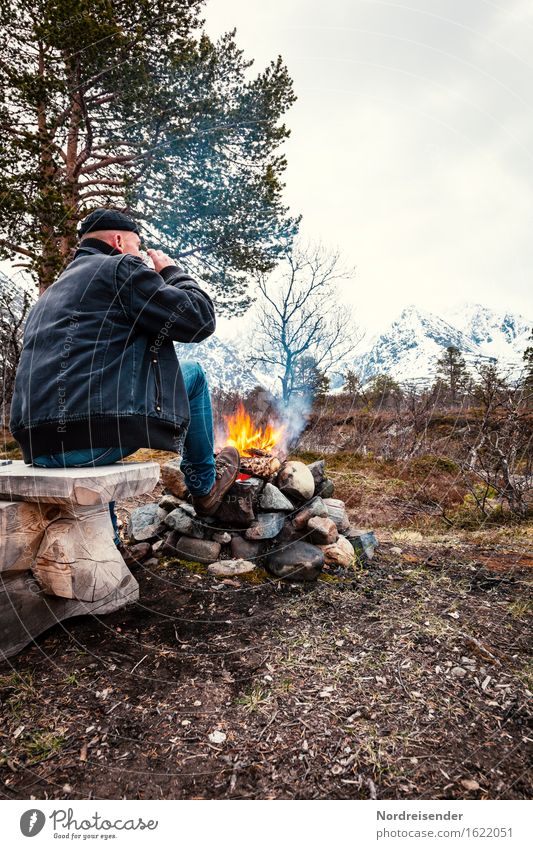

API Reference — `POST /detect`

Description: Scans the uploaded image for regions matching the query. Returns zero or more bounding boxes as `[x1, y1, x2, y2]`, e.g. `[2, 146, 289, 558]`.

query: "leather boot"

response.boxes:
[191, 446, 240, 517]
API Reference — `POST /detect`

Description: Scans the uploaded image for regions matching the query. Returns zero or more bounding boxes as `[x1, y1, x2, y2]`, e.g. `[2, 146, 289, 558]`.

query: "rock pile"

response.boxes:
[128, 458, 378, 581]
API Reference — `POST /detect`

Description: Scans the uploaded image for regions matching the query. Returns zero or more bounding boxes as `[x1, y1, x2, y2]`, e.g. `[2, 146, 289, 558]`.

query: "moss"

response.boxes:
[0, 442, 23, 460]
[161, 557, 208, 575]
[238, 567, 270, 585]
[319, 572, 343, 584]
[291, 450, 323, 464]
[409, 455, 460, 475]
[320, 451, 366, 471]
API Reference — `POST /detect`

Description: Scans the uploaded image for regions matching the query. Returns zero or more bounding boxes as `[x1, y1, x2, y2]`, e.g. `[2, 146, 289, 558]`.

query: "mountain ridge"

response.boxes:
[1, 269, 530, 393]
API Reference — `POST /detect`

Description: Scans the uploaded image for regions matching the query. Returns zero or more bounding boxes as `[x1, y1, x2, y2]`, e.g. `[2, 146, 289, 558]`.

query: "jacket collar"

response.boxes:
[74, 237, 122, 257]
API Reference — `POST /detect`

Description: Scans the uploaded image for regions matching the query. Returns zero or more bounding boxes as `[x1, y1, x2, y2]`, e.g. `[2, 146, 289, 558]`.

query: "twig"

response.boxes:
[131, 654, 149, 674]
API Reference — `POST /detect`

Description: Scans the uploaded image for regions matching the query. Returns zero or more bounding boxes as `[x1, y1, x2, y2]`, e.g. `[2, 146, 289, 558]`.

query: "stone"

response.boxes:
[166, 535, 221, 565]
[234, 477, 265, 499]
[214, 490, 255, 527]
[143, 558, 159, 569]
[323, 498, 350, 533]
[308, 516, 338, 545]
[460, 779, 480, 792]
[319, 535, 355, 568]
[266, 541, 324, 582]
[390, 545, 402, 556]
[152, 539, 164, 554]
[208, 559, 256, 577]
[276, 461, 315, 502]
[276, 519, 307, 544]
[451, 666, 468, 678]
[164, 506, 206, 539]
[158, 493, 184, 512]
[258, 483, 295, 512]
[230, 536, 265, 561]
[307, 460, 326, 492]
[208, 730, 226, 744]
[176, 501, 196, 516]
[245, 512, 285, 540]
[347, 529, 379, 560]
[317, 478, 335, 498]
[293, 497, 328, 530]
[160, 458, 189, 498]
[160, 530, 179, 556]
[128, 503, 167, 542]
[212, 531, 232, 545]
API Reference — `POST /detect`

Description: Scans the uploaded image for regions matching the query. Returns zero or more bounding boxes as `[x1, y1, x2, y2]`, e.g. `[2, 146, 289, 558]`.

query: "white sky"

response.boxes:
[3, 1, 532, 341]
[206, 0, 533, 338]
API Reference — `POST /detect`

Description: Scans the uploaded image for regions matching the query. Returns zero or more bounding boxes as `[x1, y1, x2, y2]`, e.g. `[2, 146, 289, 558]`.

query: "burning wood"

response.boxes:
[223, 402, 285, 457]
[219, 402, 286, 479]
[239, 454, 281, 479]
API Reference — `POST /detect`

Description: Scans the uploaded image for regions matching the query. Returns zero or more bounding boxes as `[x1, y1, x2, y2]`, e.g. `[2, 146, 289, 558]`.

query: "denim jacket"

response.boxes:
[10, 239, 216, 462]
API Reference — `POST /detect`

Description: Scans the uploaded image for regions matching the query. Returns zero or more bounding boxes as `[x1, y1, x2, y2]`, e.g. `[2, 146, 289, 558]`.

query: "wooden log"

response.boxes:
[0, 569, 138, 661]
[0, 460, 156, 658]
[0, 500, 60, 573]
[0, 460, 160, 505]
[32, 503, 131, 602]
[239, 455, 281, 479]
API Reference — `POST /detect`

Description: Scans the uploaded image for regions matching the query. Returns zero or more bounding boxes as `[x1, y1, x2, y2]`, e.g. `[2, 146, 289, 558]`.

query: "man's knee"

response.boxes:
[183, 360, 208, 394]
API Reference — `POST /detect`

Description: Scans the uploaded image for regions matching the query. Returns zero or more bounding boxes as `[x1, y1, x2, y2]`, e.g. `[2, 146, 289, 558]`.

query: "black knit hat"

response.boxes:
[77, 208, 140, 238]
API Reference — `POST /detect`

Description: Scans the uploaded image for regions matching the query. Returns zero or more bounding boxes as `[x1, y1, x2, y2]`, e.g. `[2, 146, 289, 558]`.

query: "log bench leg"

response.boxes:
[0, 500, 139, 660]
[0, 569, 138, 661]
[32, 502, 136, 603]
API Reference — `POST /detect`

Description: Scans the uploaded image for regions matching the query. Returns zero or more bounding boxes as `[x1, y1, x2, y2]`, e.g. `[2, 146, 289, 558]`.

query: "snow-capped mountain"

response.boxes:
[3, 260, 530, 394]
[174, 335, 265, 394]
[182, 303, 532, 392]
[349, 304, 531, 386]
[444, 303, 531, 364]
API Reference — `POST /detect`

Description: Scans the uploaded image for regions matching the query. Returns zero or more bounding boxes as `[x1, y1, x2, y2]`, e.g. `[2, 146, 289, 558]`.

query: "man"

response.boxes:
[9, 208, 240, 565]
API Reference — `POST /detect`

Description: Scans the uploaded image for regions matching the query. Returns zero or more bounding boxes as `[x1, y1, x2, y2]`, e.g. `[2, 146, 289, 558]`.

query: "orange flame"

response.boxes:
[224, 402, 284, 456]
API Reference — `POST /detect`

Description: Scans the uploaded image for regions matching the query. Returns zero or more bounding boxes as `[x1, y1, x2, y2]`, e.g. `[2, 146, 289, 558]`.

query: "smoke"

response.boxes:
[275, 392, 313, 454]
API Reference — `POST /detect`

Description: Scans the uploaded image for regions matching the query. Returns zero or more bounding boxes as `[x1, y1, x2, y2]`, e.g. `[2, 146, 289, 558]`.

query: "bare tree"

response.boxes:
[462, 363, 532, 519]
[251, 242, 361, 405]
[0, 275, 33, 427]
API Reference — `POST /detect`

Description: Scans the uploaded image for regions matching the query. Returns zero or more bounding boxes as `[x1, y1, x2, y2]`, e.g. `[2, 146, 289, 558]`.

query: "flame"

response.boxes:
[224, 402, 284, 456]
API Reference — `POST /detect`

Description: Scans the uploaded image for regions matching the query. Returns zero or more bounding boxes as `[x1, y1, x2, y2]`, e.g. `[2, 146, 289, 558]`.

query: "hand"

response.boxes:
[146, 248, 176, 273]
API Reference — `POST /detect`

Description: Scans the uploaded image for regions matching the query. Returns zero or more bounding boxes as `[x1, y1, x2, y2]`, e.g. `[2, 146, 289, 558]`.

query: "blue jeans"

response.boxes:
[32, 361, 216, 546]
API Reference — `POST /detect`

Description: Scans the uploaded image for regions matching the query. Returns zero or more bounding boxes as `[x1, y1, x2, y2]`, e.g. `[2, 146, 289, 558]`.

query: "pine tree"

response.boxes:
[367, 373, 401, 409]
[293, 355, 330, 403]
[472, 361, 508, 407]
[0, 0, 298, 308]
[434, 346, 471, 405]
[343, 369, 360, 395]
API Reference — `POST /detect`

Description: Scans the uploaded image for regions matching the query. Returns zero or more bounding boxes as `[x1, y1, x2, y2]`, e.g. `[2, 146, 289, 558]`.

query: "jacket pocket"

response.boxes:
[151, 357, 162, 412]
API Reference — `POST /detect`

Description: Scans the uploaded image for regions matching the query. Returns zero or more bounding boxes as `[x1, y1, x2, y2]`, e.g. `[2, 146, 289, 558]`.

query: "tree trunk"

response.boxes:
[36, 42, 62, 294]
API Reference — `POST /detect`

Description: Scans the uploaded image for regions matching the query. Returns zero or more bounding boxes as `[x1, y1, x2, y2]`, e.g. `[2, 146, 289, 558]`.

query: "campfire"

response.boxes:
[221, 402, 284, 479]
[139, 402, 379, 582]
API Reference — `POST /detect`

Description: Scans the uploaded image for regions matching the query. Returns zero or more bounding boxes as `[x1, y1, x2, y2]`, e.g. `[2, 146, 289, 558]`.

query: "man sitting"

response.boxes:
[9, 208, 240, 565]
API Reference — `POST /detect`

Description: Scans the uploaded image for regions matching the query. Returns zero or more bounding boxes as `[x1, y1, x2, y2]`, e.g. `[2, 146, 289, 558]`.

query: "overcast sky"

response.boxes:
[206, 0, 533, 337]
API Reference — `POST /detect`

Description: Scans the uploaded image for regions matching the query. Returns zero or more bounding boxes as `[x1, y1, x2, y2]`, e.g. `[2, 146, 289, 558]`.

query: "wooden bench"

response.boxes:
[0, 460, 160, 659]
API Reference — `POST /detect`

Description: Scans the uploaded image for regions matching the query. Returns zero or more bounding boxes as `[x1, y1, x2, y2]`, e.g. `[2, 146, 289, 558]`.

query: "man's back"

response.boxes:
[10, 239, 216, 462]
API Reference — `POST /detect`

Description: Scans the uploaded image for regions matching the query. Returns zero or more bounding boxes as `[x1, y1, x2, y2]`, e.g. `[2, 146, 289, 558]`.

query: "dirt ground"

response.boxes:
[0, 451, 531, 800]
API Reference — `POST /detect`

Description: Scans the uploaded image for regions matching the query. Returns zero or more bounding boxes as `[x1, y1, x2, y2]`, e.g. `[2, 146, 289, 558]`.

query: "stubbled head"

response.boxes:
[77, 208, 142, 257]
[80, 228, 142, 256]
